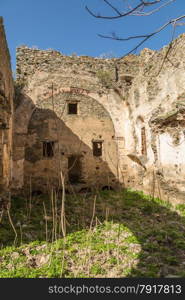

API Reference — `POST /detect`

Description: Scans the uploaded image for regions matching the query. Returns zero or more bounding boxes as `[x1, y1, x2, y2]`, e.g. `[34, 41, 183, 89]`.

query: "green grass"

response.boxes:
[0, 189, 185, 278]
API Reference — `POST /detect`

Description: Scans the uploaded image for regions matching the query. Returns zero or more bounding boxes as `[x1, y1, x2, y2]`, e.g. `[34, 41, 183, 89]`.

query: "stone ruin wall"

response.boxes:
[23, 97, 118, 193]
[0, 17, 14, 195]
[14, 33, 185, 203]
[14, 47, 127, 192]
[123, 34, 185, 203]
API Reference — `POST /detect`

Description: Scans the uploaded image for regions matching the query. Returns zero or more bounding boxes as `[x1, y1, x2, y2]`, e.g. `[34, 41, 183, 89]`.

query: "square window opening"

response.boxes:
[93, 141, 102, 157]
[43, 141, 54, 157]
[68, 103, 78, 114]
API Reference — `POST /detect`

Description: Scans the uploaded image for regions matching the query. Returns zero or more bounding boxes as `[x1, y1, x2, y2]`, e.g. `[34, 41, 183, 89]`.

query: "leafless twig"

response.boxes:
[86, 0, 185, 58]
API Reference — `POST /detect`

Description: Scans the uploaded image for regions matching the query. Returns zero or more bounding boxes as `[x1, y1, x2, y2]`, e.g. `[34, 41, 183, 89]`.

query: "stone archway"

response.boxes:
[32, 86, 130, 184]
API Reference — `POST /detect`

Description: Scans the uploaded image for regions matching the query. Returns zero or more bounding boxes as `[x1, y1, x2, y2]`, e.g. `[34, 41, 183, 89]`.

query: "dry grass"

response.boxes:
[0, 189, 185, 277]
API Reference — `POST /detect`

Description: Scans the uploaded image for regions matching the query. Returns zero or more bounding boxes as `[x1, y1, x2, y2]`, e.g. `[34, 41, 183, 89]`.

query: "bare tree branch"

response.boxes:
[131, 0, 177, 16]
[86, 0, 185, 58]
[85, 1, 146, 19]
[86, 0, 175, 19]
[99, 15, 185, 51]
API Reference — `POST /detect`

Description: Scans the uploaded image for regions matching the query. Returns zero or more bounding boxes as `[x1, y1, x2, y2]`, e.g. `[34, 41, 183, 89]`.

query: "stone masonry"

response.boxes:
[2, 16, 185, 203]
[0, 17, 14, 195]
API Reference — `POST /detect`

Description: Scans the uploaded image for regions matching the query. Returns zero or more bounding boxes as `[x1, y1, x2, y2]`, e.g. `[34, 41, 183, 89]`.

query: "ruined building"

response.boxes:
[1, 16, 185, 203]
[0, 17, 14, 196]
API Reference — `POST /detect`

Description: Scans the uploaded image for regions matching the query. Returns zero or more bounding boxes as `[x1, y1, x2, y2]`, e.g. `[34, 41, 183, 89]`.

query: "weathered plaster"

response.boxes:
[11, 32, 185, 203]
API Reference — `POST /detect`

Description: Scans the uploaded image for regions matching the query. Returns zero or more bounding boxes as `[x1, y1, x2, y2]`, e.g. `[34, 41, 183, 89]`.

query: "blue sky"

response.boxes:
[1, 0, 185, 71]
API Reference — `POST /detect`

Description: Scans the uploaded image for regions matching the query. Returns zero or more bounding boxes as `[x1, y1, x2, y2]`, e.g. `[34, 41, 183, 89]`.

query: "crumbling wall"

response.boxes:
[148, 101, 185, 201]
[12, 94, 35, 190]
[14, 48, 121, 192]
[15, 47, 142, 190]
[0, 17, 14, 194]
[15, 34, 185, 203]
[23, 101, 118, 193]
[123, 35, 185, 203]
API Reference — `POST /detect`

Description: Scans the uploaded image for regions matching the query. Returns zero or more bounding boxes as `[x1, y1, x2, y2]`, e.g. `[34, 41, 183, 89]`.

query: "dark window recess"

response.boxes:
[68, 103, 77, 114]
[93, 141, 102, 157]
[115, 65, 119, 82]
[43, 141, 54, 157]
[0, 122, 9, 130]
[102, 186, 114, 191]
[68, 155, 81, 184]
[141, 127, 147, 155]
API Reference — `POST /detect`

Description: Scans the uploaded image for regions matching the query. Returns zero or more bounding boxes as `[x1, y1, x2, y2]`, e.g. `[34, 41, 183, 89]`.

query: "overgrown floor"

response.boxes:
[0, 189, 185, 277]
